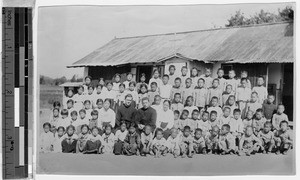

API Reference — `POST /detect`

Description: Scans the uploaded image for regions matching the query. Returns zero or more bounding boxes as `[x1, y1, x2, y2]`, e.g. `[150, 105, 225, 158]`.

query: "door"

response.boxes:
[137, 66, 153, 83]
[282, 63, 294, 122]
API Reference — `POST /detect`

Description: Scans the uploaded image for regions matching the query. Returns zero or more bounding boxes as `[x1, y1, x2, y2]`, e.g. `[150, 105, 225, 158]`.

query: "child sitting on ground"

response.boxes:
[272, 104, 289, 131]
[123, 123, 141, 156]
[257, 121, 275, 154]
[180, 126, 194, 158]
[52, 126, 65, 153]
[101, 124, 115, 154]
[193, 128, 206, 154]
[206, 126, 220, 154]
[219, 124, 236, 155]
[114, 121, 128, 155]
[61, 125, 78, 153]
[252, 109, 267, 136]
[238, 126, 262, 156]
[167, 128, 181, 158]
[150, 128, 168, 158]
[140, 124, 153, 156]
[76, 124, 89, 153]
[40, 122, 54, 153]
[274, 121, 293, 155]
[84, 126, 103, 154]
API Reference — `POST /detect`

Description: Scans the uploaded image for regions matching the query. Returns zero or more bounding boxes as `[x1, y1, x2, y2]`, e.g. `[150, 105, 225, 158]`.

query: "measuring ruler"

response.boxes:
[2, 7, 33, 179]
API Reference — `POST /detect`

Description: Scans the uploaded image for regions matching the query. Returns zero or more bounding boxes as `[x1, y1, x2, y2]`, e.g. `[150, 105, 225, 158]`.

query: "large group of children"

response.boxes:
[40, 65, 293, 158]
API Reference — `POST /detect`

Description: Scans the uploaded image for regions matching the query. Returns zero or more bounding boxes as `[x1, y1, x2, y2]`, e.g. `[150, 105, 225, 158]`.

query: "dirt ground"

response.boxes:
[37, 151, 295, 176]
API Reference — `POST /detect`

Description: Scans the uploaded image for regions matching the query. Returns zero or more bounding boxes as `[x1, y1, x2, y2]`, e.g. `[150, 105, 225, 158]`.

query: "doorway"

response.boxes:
[136, 66, 153, 83]
[282, 63, 294, 122]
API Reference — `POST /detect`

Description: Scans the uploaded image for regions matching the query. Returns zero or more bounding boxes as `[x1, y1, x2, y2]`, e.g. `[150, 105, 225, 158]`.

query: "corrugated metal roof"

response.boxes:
[59, 82, 83, 87]
[69, 22, 294, 67]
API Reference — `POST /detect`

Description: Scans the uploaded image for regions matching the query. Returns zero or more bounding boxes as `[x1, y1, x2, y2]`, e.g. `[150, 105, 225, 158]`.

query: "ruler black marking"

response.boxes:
[2, 7, 32, 179]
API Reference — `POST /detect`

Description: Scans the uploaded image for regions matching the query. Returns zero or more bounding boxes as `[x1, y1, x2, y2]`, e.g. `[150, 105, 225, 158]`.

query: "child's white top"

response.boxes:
[115, 129, 128, 142]
[226, 78, 239, 92]
[218, 115, 231, 128]
[247, 102, 262, 113]
[151, 137, 167, 147]
[78, 117, 90, 126]
[40, 131, 54, 152]
[62, 96, 74, 109]
[167, 135, 181, 150]
[102, 133, 115, 144]
[197, 120, 211, 136]
[104, 89, 117, 101]
[70, 119, 81, 129]
[207, 106, 223, 119]
[156, 109, 174, 130]
[151, 104, 163, 113]
[52, 133, 64, 153]
[183, 105, 198, 118]
[57, 117, 71, 129]
[97, 108, 116, 128]
[159, 83, 172, 99]
[148, 78, 163, 90]
[125, 90, 138, 102]
[236, 87, 251, 102]
[73, 93, 85, 110]
[112, 82, 121, 92]
[199, 75, 213, 88]
[92, 92, 105, 106]
[272, 113, 289, 130]
[229, 118, 244, 134]
[252, 86, 268, 104]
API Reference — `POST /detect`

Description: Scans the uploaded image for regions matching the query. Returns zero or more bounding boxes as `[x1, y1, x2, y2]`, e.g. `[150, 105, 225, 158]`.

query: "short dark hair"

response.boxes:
[79, 109, 86, 114]
[256, 108, 263, 113]
[91, 110, 98, 116]
[96, 84, 103, 89]
[233, 108, 241, 114]
[210, 110, 217, 116]
[67, 99, 74, 104]
[53, 101, 61, 108]
[174, 110, 180, 115]
[85, 76, 92, 80]
[264, 121, 272, 128]
[125, 94, 133, 99]
[163, 74, 169, 79]
[169, 65, 175, 70]
[57, 126, 65, 132]
[119, 83, 125, 88]
[183, 126, 191, 131]
[43, 122, 51, 129]
[279, 120, 289, 127]
[150, 82, 157, 87]
[96, 99, 103, 104]
[70, 111, 78, 116]
[175, 77, 181, 82]
[84, 100, 91, 104]
[66, 125, 75, 131]
[241, 78, 248, 82]
[222, 124, 230, 131]
[81, 124, 89, 131]
[61, 109, 68, 116]
[194, 128, 202, 134]
[87, 85, 94, 90]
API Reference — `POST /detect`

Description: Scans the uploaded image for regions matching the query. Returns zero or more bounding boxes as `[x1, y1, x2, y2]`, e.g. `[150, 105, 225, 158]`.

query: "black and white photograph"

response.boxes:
[37, 2, 295, 176]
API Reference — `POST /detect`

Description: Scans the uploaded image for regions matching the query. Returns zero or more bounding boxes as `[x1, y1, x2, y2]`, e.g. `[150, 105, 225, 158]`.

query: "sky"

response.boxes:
[38, 3, 294, 79]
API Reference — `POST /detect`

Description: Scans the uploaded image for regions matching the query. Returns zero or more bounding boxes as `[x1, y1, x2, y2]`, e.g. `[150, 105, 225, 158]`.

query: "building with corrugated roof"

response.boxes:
[67, 22, 294, 119]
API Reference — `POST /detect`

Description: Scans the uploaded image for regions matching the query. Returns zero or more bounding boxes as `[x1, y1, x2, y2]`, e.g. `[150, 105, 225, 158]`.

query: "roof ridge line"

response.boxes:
[115, 21, 293, 39]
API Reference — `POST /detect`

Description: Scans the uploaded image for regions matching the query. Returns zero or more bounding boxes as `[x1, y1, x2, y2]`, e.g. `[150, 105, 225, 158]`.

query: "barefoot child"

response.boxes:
[101, 124, 115, 154]
[123, 123, 141, 156]
[114, 121, 128, 155]
[238, 126, 262, 156]
[274, 121, 293, 155]
[219, 124, 236, 155]
[85, 126, 103, 154]
[257, 121, 275, 154]
[151, 128, 168, 158]
[167, 128, 181, 158]
[140, 124, 153, 156]
[76, 125, 89, 153]
[61, 125, 78, 153]
[228, 109, 244, 147]
[206, 126, 220, 154]
[180, 126, 194, 158]
[193, 128, 206, 154]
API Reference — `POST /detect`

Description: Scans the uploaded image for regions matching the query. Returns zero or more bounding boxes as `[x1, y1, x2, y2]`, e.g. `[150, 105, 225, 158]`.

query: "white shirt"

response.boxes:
[159, 83, 172, 99]
[149, 78, 163, 90]
[156, 109, 174, 130]
[115, 130, 128, 142]
[57, 117, 71, 129]
[168, 74, 177, 86]
[98, 108, 116, 128]
[207, 106, 223, 119]
[229, 118, 244, 134]
[252, 86, 268, 104]
[52, 134, 64, 153]
[183, 106, 198, 118]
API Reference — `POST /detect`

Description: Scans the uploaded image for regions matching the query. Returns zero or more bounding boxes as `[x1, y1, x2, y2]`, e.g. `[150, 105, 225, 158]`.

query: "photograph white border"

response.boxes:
[1, 0, 298, 179]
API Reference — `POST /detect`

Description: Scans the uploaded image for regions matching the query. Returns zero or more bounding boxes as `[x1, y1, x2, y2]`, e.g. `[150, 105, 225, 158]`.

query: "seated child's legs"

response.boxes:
[114, 141, 123, 155]
[180, 143, 188, 155]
